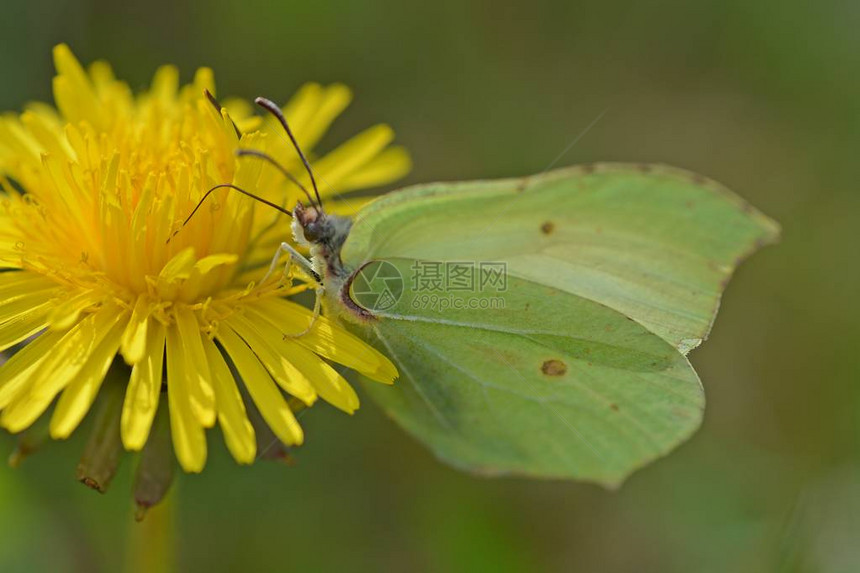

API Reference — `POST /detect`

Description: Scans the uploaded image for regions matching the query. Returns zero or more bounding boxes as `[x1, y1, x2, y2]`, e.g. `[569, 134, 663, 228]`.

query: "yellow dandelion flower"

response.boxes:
[0, 44, 405, 477]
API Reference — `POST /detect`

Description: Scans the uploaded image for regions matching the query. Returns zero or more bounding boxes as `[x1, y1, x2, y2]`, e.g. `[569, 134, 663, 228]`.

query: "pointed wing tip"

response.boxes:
[758, 216, 782, 246]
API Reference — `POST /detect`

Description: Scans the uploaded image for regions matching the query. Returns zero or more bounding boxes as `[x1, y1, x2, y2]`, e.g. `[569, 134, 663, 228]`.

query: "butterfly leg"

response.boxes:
[259, 241, 315, 286]
[283, 285, 323, 339]
[259, 242, 323, 339]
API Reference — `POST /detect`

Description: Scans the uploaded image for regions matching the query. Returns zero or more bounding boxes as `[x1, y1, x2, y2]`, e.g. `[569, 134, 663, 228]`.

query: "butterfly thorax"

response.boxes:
[292, 203, 374, 322]
[292, 203, 351, 277]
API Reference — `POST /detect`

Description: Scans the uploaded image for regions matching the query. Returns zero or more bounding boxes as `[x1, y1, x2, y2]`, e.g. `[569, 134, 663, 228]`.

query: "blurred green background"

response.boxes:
[1, 1, 858, 571]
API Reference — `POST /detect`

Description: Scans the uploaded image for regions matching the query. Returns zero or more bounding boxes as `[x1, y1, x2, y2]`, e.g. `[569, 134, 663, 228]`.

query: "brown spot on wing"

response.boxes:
[540, 221, 555, 235]
[541, 359, 567, 376]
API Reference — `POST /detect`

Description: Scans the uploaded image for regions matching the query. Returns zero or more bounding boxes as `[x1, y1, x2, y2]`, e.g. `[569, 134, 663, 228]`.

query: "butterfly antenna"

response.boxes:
[236, 149, 316, 206]
[255, 97, 323, 208]
[204, 89, 242, 139]
[167, 183, 292, 244]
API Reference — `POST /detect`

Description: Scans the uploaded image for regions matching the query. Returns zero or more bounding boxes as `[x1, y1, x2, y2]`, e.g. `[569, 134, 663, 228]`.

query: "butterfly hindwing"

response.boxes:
[350, 258, 703, 486]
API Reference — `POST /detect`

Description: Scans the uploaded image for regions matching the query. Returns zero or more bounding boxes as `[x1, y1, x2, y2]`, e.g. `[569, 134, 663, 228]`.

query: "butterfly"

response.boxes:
[202, 97, 779, 487]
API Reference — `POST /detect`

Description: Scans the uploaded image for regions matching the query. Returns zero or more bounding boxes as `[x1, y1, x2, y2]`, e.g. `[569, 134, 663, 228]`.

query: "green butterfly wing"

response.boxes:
[338, 163, 779, 485]
[343, 164, 780, 352]
[351, 258, 703, 486]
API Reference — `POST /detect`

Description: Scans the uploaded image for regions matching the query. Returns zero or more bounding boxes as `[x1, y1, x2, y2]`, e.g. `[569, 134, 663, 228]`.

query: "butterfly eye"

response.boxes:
[303, 222, 322, 242]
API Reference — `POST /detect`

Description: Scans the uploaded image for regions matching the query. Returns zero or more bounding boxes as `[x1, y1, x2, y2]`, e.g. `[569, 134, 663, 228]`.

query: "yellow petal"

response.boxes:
[0, 287, 59, 323]
[279, 341, 359, 414]
[87, 60, 116, 95]
[0, 330, 64, 409]
[216, 325, 303, 446]
[47, 290, 103, 331]
[335, 146, 412, 193]
[192, 253, 238, 276]
[165, 324, 207, 472]
[0, 118, 41, 165]
[231, 308, 359, 412]
[50, 309, 130, 438]
[52, 44, 104, 128]
[311, 124, 395, 195]
[221, 97, 254, 120]
[191, 67, 215, 100]
[0, 302, 53, 354]
[224, 313, 317, 405]
[223, 97, 261, 133]
[159, 246, 196, 283]
[1, 304, 121, 433]
[150, 65, 179, 102]
[174, 306, 216, 427]
[201, 335, 256, 464]
[246, 300, 398, 383]
[20, 111, 72, 160]
[0, 241, 24, 269]
[121, 319, 166, 450]
[295, 83, 352, 151]
[120, 295, 151, 365]
[280, 83, 323, 138]
[323, 195, 375, 219]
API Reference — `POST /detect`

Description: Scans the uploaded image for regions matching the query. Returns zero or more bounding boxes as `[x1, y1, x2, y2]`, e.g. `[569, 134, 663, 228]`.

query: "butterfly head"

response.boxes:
[292, 200, 351, 244]
[292, 202, 325, 245]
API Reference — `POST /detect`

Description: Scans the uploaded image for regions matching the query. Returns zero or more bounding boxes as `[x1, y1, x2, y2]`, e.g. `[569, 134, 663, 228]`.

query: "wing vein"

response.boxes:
[371, 324, 455, 431]
[390, 323, 601, 466]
